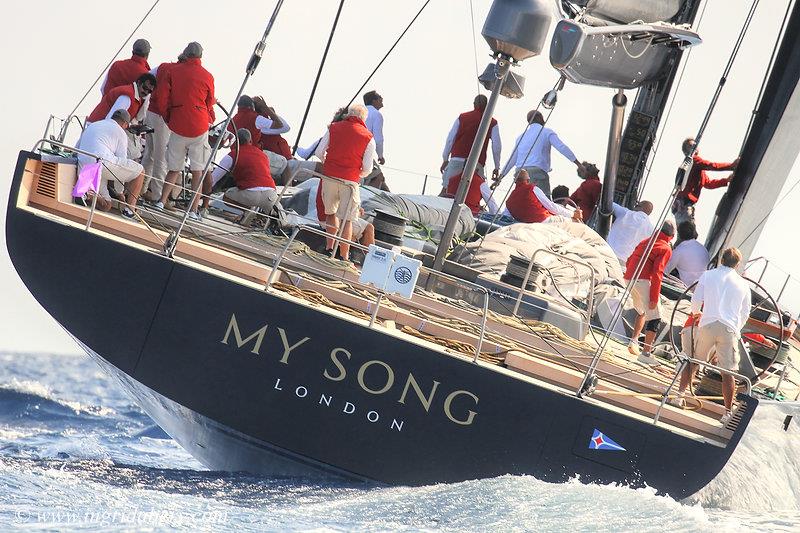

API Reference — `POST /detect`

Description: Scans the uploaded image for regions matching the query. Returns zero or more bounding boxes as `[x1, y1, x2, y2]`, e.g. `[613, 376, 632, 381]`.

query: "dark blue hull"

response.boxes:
[6, 151, 755, 498]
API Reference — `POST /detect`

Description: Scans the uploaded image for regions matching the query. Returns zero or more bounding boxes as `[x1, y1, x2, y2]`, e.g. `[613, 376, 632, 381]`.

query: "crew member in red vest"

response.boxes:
[314, 104, 376, 260]
[570, 161, 602, 222]
[209, 128, 277, 217]
[156, 42, 216, 220]
[504, 169, 581, 223]
[142, 54, 184, 202]
[101, 39, 151, 95]
[445, 172, 499, 216]
[624, 219, 675, 364]
[440, 94, 502, 194]
[86, 73, 156, 125]
[673, 137, 738, 225]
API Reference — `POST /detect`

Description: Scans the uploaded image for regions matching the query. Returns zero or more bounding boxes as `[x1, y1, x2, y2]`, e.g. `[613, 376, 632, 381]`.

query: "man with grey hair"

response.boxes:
[102, 38, 151, 95]
[440, 94, 502, 193]
[210, 128, 278, 217]
[77, 109, 145, 218]
[623, 219, 675, 364]
[686, 247, 750, 425]
[156, 42, 215, 219]
[314, 104, 376, 260]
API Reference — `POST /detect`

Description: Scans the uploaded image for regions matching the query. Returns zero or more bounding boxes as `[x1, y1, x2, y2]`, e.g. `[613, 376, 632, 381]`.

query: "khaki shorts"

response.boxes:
[167, 131, 210, 172]
[224, 187, 277, 211]
[284, 159, 317, 183]
[629, 279, 661, 321]
[264, 150, 288, 177]
[98, 159, 143, 200]
[321, 178, 360, 221]
[694, 321, 739, 371]
[352, 217, 368, 240]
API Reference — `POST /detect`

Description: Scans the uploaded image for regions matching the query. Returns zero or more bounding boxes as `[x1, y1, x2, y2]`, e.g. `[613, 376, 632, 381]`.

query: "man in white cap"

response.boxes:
[102, 38, 151, 95]
[156, 42, 215, 220]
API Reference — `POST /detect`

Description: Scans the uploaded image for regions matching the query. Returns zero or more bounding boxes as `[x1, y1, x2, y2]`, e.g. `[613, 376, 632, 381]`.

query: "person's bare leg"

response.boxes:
[361, 222, 375, 247]
[721, 374, 736, 412]
[201, 172, 212, 210]
[325, 214, 339, 251]
[189, 170, 204, 212]
[125, 172, 145, 212]
[339, 220, 353, 259]
[643, 330, 657, 355]
[160, 170, 180, 204]
[630, 313, 645, 349]
[677, 362, 698, 395]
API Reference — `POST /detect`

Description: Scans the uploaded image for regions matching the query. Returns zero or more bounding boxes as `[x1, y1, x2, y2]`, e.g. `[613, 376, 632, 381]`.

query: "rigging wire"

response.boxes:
[346, 0, 432, 106]
[638, 0, 709, 199]
[59, 0, 162, 141]
[291, 0, 346, 156]
[468, 0, 481, 93]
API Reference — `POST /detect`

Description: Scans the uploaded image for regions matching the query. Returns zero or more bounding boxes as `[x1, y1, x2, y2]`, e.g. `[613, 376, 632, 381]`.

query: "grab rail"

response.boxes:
[512, 248, 596, 322]
[653, 355, 753, 425]
[266, 224, 490, 363]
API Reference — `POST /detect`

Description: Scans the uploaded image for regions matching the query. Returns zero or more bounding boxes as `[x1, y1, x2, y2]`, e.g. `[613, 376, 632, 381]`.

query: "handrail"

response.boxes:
[265, 223, 490, 362]
[512, 248, 596, 323]
[31, 138, 101, 161]
[653, 355, 753, 425]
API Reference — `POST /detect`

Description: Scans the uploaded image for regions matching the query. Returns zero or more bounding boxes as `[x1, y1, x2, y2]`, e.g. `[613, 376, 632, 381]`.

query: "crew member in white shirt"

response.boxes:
[684, 247, 751, 425]
[499, 110, 583, 197]
[606, 201, 655, 265]
[77, 109, 144, 218]
[665, 220, 710, 286]
[363, 90, 385, 164]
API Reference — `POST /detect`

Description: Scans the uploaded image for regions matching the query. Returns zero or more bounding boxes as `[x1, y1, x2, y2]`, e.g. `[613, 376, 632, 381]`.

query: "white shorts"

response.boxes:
[264, 150, 288, 177]
[225, 187, 278, 211]
[442, 159, 485, 189]
[629, 279, 661, 321]
[98, 159, 143, 200]
[321, 178, 360, 221]
[694, 321, 739, 371]
[352, 217, 368, 240]
[167, 131, 210, 172]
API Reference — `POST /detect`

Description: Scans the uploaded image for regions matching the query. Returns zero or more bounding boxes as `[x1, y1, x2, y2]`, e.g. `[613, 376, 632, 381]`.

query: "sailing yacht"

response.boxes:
[5, 0, 799, 500]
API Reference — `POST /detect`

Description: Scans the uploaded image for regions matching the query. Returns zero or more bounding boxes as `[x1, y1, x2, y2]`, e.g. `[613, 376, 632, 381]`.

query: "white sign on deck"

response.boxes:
[359, 244, 421, 299]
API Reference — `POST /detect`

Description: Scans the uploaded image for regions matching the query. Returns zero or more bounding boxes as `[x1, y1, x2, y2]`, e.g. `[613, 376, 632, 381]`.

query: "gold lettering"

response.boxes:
[221, 314, 267, 355]
[398, 374, 440, 412]
[277, 328, 310, 364]
[357, 360, 395, 395]
[443, 390, 479, 426]
[323, 348, 351, 381]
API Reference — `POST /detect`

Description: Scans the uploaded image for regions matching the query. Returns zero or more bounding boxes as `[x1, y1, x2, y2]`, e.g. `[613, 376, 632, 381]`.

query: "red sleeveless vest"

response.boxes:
[322, 117, 373, 182]
[450, 108, 497, 166]
[228, 108, 262, 148]
[261, 134, 293, 159]
[87, 84, 142, 123]
[446, 172, 485, 215]
[229, 144, 275, 190]
[506, 182, 551, 223]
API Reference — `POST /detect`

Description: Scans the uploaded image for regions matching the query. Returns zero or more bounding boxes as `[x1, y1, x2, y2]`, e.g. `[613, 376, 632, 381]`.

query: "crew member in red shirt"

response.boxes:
[570, 162, 602, 222]
[445, 171, 499, 216]
[504, 169, 581, 223]
[673, 137, 738, 224]
[209, 128, 278, 215]
[314, 104, 376, 260]
[624, 219, 675, 364]
[142, 54, 184, 202]
[101, 39, 151, 95]
[440, 94, 502, 194]
[156, 42, 216, 220]
[86, 73, 156, 126]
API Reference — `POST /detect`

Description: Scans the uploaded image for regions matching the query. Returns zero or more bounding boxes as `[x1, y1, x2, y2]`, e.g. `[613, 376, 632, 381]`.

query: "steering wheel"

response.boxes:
[555, 197, 578, 209]
[667, 276, 785, 384]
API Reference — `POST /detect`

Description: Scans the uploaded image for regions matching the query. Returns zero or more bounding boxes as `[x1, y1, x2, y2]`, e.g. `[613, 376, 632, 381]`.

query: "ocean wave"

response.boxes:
[0, 379, 116, 423]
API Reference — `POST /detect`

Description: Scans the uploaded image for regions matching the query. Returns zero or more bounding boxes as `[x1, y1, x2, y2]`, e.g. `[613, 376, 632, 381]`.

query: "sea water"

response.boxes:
[0, 352, 797, 532]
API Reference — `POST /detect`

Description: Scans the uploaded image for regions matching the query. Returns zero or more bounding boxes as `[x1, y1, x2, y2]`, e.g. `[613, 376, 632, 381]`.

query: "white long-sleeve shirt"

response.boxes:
[256, 114, 290, 135]
[314, 131, 377, 179]
[365, 105, 384, 159]
[665, 239, 710, 286]
[501, 123, 577, 175]
[442, 119, 502, 169]
[691, 266, 751, 332]
[607, 203, 654, 262]
[76, 119, 129, 168]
